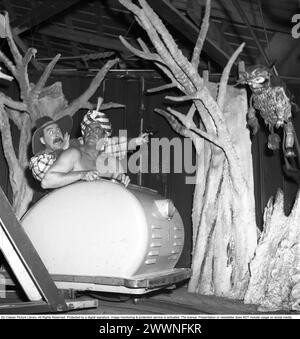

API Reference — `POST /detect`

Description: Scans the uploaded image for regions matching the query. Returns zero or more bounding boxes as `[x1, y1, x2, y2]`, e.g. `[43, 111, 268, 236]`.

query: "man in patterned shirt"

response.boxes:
[29, 115, 76, 182]
[41, 109, 149, 189]
[30, 111, 148, 183]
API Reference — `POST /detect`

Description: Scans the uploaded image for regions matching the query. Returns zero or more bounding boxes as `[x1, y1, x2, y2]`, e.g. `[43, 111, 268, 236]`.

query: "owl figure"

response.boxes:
[239, 65, 295, 157]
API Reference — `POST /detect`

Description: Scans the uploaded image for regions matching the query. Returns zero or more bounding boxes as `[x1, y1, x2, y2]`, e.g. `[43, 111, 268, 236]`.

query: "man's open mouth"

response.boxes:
[53, 138, 63, 144]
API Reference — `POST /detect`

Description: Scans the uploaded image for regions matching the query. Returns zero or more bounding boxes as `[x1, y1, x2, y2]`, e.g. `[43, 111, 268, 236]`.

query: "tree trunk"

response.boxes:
[188, 85, 257, 299]
[117, 0, 257, 300]
[0, 12, 119, 219]
[12, 114, 33, 218]
[13, 176, 33, 219]
[244, 190, 300, 311]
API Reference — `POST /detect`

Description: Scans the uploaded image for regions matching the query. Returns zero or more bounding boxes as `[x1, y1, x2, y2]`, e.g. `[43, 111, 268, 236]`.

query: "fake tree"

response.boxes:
[119, 0, 257, 299]
[119, 0, 300, 311]
[0, 12, 119, 219]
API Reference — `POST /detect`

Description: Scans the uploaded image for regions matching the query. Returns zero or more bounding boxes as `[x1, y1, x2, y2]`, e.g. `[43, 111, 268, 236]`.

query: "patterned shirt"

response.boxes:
[29, 150, 59, 182]
[29, 137, 128, 182]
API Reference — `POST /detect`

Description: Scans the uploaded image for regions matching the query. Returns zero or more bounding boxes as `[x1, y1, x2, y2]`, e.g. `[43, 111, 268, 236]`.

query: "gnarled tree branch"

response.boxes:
[166, 106, 224, 149]
[0, 50, 17, 78]
[217, 43, 245, 111]
[119, 36, 161, 63]
[147, 83, 177, 93]
[17, 48, 38, 96]
[4, 12, 22, 67]
[140, 0, 201, 91]
[191, 0, 211, 69]
[0, 92, 27, 111]
[0, 104, 20, 193]
[155, 108, 201, 146]
[56, 58, 119, 118]
[33, 54, 61, 98]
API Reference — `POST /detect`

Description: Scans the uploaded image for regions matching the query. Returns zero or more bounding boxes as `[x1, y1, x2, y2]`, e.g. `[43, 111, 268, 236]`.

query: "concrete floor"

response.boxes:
[1, 278, 298, 316]
[65, 285, 296, 316]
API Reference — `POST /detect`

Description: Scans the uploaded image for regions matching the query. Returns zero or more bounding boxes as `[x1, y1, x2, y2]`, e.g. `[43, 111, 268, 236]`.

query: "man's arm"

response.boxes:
[41, 148, 99, 189]
[29, 153, 56, 182]
[128, 133, 149, 150]
[104, 133, 149, 158]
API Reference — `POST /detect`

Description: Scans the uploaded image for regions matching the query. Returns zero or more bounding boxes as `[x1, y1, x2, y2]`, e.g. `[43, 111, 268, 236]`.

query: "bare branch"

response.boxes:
[119, 0, 142, 16]
[0, 50, 17, 78]
[0, 104, 20, 190]
[140, 0, 202, 90]
[12, 50, 41, 102]
[0, 93, 28, 133]
[153, 62, 185, 92]
[217, 43, 245, 111]
[6, 108, 23, 130]
[18, 114, 31, 167]
[187, 103, 197, 121]
[197, 86, 227, 130]
[165, 94, 195, 102]
[188, 124, 223, 150]
[23, 48, 37, 67]
[33, 54, 61, 98]
[155, 108, 190, 137]
[57, 58, 119, 118]
[4, 12, 23, 66]
[0, 92, 27, 111]
[119, 36, 161, 62]
[16, 48, 38, 93]
[22, 47, 37, 71]
[191, 93, 215, 131]
[166, 106, 223, 149]
[192, 0, 211, 69]
[122, 1, 193, 91]
[137, 38, 151, 53]
[156, 108, 208, 147]
[137, 38, 171, 67]
[147, 83, 177, 93]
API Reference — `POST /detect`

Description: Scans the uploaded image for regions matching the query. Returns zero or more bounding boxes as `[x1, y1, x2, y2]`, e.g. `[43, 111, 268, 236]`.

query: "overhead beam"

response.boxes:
[65, 17, 82, 69]
[268, 39, 300, 79]
[186, 0, 236, 59]
[146, 0, 238, 71]
[38, 25, 134, 53]
[231, 0, 298, 78]
[196, 0, 290, 34]
[11, 0, 83, 36]
[41, 34, 55, 58]
[3, 0, 79, 71]
[12, 34, 44, 70]
[256, 32, 299, 74]
[231, 0, 272, 67]
[2, 0, 43, 71]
